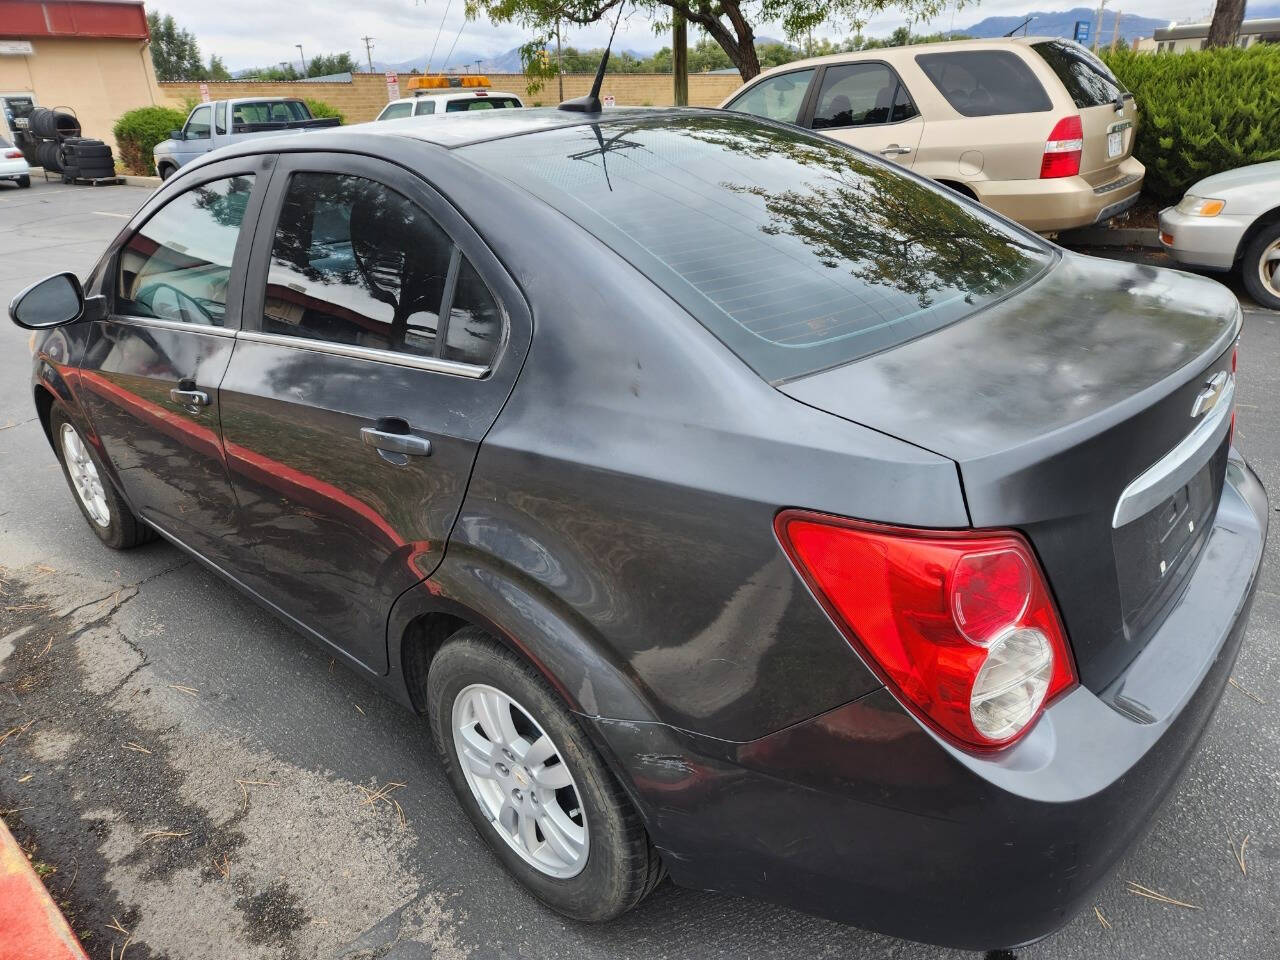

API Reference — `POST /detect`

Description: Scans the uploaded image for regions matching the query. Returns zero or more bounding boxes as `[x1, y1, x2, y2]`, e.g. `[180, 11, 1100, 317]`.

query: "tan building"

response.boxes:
[1147, 17, 1280, 52]
[0, 0, 163, 157]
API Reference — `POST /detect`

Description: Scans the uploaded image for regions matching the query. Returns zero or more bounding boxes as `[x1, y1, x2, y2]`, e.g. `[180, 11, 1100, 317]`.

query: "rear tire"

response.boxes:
[50, 406, 156, 549]
[17, 175, 30, 188]
[427, 628, 664, 921]
[1241, 222, 1280, 311]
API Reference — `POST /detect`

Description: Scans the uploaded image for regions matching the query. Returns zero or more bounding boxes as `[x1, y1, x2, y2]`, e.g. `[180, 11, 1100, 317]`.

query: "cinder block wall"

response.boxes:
[158, 72, 744, 123]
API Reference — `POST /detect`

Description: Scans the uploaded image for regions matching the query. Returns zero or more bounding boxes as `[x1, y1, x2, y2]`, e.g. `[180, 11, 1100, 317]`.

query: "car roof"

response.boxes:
[350, 106, 692, 148]
[744, 35, 1062, 82]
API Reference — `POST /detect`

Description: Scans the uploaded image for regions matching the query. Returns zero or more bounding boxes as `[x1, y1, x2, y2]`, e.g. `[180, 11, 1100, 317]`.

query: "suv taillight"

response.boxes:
[1040, 115, 1083, 179]
[776, 511, 1076, 750]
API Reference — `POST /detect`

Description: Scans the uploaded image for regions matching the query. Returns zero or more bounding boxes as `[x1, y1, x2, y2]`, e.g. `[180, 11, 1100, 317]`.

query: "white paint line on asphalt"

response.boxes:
[92, 211, 130, 218]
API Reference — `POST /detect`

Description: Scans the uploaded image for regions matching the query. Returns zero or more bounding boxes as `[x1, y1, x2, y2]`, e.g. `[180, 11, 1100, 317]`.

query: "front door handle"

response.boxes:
[170, 377, 210, 408]
[361, 426, 432, 458]
[879, 145, 912, 156]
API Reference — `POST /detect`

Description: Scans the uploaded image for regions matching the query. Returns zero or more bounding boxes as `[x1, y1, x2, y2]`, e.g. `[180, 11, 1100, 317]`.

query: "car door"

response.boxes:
[77, 160, 268, 572]
[803, 61, 923, 167]
[218, 152, 530, 672]
[178, 103, 213, 165]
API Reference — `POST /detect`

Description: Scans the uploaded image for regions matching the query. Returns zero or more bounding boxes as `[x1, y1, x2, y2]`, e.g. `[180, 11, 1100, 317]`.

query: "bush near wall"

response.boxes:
[1103, 46, 1280, 203]
[304, 98, 345, 124]
[113, 105, 188, 176]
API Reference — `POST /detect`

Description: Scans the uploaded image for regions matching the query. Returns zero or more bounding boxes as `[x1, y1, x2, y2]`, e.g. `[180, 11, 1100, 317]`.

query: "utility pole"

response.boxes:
[362, 36, 375, 72]
[556, 19, 564, 102]
[474, 59, 482, 74]
[296, 44, 307, 75]
[672, 11, 687, 106]
[1091, 0, 1108, 51]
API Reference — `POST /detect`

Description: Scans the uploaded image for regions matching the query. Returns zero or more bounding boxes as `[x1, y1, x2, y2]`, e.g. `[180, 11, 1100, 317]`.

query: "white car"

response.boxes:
[1159, 161, 1280, 310]
[375, 77, 523, 121]
[1, 135, 31, 189]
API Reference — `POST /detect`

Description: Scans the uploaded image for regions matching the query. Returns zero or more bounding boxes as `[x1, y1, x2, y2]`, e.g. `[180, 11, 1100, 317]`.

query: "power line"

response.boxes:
[441, 19, 467, 71]
[425, 0, 454, 73]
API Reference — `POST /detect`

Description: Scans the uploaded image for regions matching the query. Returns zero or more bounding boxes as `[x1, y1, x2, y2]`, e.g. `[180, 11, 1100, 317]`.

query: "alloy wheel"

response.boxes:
[60, 422, 110, 527]
[451, 683, 588, 878]
[1260, 237, 1280, 300]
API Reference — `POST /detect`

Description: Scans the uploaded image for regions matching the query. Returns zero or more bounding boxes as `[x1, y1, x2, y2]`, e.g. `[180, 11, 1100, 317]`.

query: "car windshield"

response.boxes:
[462, 114, 1051, 382]
[232, 100, 311, 124]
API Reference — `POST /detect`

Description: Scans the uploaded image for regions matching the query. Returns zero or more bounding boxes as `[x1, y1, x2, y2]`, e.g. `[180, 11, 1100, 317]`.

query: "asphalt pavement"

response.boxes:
[1, 176, 1278, 960]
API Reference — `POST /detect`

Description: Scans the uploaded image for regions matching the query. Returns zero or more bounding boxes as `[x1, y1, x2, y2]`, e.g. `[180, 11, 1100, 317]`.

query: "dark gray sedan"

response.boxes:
[8, 107, 1266, 951]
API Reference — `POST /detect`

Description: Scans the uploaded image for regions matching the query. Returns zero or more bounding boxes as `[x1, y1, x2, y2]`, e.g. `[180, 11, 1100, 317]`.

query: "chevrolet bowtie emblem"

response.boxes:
[1191, 370, 1230, 418]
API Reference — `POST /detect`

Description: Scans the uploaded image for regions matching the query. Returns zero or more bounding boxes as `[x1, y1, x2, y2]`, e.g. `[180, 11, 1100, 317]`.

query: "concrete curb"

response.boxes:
[120, 175, 162, 188]
[0, 817, 88, 960]
[1057, 226, 1161, 249]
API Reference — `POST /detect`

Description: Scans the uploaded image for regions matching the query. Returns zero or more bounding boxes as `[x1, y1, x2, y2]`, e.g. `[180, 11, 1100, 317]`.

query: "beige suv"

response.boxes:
[720, 38, 1143, 233]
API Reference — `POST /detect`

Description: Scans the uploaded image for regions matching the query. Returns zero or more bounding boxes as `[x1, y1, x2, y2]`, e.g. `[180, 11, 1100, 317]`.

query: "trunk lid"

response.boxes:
[780, 252, 1241, 691]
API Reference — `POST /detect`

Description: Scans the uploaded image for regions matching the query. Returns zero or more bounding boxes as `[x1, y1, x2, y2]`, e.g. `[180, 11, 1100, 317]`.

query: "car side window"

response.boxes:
[116, 174, 255, 327]
[381, 102, 413, 120]
[811, 63, 901, 129]
[262, 171, 502, 366]
[891, 82, 918, 122]
[915, 51, 1053, 116]
[413, 101, 435, 116]
[185, 105, 212, 140]
[215, 102, 227, 135]
[725, 69, 815, 125]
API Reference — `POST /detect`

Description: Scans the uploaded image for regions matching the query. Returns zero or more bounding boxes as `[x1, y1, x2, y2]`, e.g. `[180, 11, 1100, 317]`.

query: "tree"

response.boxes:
[1206, 0, 1246, 47]
[147, 12, 206, 80]
[305, 52, 359, 77]
[207, 54, 232, 81]
[467, 0, 962, 81]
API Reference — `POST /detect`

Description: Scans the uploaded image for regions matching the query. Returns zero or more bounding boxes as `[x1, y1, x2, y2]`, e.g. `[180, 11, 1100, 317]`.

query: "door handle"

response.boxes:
[879, 145, 912, 156]
[169, 377, 210, 407]
[361, 426, 432, 458]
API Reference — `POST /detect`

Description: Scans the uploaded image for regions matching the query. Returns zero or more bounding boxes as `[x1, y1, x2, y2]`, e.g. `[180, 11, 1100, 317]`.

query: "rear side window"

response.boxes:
[117, 174, 254, 327]
[1031, 40, 1128, 108]
[232, 100, 310, 125]
[414, 100, 436, 116]
[463, 115, 1050, 382]
[726, 69, 815, 125]
[811, 63, 901, 129]
[261, 172, 502, 366]
[445, 96, 522, 112]
[916, 51, 1052, 116]
[379, 102, 413, 120]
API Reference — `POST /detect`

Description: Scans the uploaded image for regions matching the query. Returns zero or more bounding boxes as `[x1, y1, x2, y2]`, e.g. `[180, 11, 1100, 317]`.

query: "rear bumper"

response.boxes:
[975, 157, 1145, 232]
[593, 455, 1266, 950]
[1158, 206, 1248, 271]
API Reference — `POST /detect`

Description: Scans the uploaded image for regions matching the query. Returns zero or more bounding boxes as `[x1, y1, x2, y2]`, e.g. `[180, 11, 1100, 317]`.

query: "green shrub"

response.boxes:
[304, 98, 345, 124]
[112, 105, 188, 176]
[1102, 46, 1280, 202]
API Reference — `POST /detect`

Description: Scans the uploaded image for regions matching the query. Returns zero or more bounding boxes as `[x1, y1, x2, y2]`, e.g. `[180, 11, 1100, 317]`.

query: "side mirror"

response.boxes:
[8, 272, 99, 330]
[169, 129, 185, 141]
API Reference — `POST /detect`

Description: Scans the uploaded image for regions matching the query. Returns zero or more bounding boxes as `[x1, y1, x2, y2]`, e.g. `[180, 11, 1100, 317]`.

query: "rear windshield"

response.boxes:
[232, 100, 311, 124]
[915, 51, 1052, 116]
[1031, 40, 1128, 108]
[462, 115, 1050, 382]
[446, 96, 522, 112]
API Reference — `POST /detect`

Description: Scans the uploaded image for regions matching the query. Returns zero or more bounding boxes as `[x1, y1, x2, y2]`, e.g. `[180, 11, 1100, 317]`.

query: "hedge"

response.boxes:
[304, 98, 345, 124]
[112, 105, 188, 176]
[1102, 45, 1280, 203]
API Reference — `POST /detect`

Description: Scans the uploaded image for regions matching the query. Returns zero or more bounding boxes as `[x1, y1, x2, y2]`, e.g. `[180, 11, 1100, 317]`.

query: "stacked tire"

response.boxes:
[59, 138, 115, 182]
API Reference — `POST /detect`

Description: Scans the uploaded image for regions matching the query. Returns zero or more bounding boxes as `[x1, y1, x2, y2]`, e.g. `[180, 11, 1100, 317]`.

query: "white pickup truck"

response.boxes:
[153, 98, 341, 179]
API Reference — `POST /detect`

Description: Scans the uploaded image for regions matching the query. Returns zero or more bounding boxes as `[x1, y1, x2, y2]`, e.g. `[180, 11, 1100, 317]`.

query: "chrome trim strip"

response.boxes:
[1112, 376, 1235, 528]
[235, 330, 489, 378]
[113, 314, 238, 338]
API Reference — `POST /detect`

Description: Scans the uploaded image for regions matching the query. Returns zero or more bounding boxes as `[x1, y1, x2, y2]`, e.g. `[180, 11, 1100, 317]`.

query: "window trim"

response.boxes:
[215, 101, 227, 135]
[803, 59, 920, 131]
[724, 66, 820, 126]
[239, 151, 511, 377]
[108, 161, 268, 332]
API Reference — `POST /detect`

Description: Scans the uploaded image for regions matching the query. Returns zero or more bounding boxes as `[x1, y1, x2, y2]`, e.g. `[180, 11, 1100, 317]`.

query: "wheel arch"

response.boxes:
[33, 382, 57, 449]
[937, 179, 979, 201]
[1235, 206, 1280, 265]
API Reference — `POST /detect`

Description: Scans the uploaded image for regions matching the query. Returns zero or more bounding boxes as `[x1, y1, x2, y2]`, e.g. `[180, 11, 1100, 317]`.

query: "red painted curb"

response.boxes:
[0, 817, 88, 960]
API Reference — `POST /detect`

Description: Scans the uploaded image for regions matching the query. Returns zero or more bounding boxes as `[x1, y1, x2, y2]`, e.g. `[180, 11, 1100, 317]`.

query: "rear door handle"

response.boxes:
[879, 145, 912, 156]
[360, 427, 432, 457]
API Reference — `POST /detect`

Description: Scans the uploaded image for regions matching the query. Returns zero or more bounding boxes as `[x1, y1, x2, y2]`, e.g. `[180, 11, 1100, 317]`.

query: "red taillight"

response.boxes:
[1040, 116, 1083, 179]
[776, 511, 1076, 750]
[3, 149, 22, 159]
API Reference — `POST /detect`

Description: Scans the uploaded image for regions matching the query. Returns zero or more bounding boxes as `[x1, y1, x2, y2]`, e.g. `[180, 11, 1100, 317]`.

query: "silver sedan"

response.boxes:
[1160, 161, 1280, 309]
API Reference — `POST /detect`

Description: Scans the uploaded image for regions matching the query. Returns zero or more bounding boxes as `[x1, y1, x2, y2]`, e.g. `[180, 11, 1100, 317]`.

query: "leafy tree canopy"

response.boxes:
[147, 12, 233, 81]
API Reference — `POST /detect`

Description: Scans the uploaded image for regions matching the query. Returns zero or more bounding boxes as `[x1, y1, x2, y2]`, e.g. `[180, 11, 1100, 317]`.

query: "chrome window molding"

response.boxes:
[235, 329, 490, 378]
[113, 314, 237, 338]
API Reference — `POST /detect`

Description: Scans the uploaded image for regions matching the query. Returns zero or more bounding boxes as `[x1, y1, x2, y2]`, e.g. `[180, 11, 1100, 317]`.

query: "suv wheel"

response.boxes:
[1242, 222, 1280, 311]
[427, 628, 664, 920]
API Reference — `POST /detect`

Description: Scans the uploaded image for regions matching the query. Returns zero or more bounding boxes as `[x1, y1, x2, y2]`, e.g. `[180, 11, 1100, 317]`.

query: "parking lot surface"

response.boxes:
[2, 177, 1278, 959]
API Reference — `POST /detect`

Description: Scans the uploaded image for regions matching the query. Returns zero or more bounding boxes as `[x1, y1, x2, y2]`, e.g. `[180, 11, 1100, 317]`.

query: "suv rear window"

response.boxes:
[462, 115, 1050, 382]
[1031, 39, 1128, 108]
[915, 50, 1052, 116]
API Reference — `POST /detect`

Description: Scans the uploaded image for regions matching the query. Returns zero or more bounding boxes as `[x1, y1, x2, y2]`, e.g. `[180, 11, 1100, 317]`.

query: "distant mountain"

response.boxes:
[956, 3, 1280, 43]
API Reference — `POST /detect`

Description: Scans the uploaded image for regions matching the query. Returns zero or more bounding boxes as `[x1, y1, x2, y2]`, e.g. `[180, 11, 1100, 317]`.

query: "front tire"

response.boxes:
[50, 406, 155, 549]
[157, 163, 174, 181]
[427, 628, 664, 921]
[1241, 222, 1280, 311]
